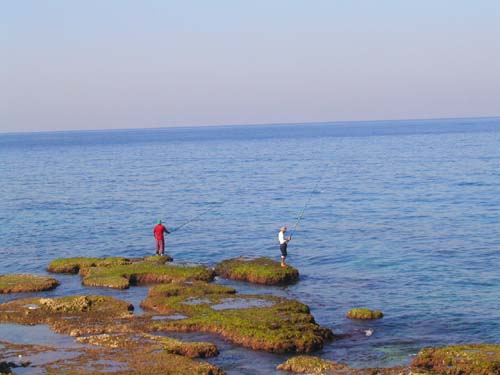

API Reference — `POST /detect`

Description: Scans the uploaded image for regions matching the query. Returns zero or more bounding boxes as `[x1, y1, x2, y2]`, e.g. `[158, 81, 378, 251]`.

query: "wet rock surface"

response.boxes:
[410, 344, 500, 375]
[215, 256, 299, 285]
[3, 257, 498, 374]
[346, 308, 384, 320]
[0, 295, 135, 336]
[0, 274, 60, 294]
[277, 355, 419, 375]
[141, 281, 333, 353]
[76, 332, 219, 358]
[0, 338, 225, 375]
[47, 256, 214, 289]
[47, 257, 131, 274]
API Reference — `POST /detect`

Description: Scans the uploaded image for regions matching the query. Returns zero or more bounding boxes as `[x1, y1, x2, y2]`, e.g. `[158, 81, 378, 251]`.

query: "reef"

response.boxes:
[277, 355, 414, 374]
[0, 295, 135, 336]
[278, 346, 500, 375]
[141, 281, 333, 353]
[0, 294, 225, 374]
[277, 355, 354, 374]
[346, 308, 384, 320]
[81, 261, 215, 289]
[47, 256, 131, 274]
[215, 257, 299, 285]
[411, 344, 500, 375]
[142, 254, 174, 263]
[0, 274, 59, 294]
[76, 332, 219, 358]
[0, 337, 224, 375]
[47, 256, 214, 289]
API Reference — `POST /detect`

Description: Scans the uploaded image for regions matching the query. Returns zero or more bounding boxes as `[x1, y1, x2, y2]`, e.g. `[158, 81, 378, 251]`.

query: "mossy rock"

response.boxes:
[411, 344, 500, 375]
[143, 254, 173, 263]
[0, 295, 134, 336]
[215, 257, 299, 285]
[1, 337, 225, 375]
[75, 332, 219, 358]
[346, 308, 383, 320]
[0, 274, 59, 293]
[142, 333, 219, 358]
[277, 355, 354, 374]
[148, 281, 236, 298]
[141, 282, 333, 353]
[47, 257, 131, 274]
[82, 262, 215, 289]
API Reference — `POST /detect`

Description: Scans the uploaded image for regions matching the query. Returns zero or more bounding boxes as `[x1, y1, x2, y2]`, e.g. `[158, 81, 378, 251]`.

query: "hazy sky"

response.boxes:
[2, 1, 500, 132]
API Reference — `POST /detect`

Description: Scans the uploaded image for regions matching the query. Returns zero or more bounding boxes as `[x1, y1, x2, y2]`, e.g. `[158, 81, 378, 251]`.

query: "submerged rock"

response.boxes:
[141, 281, 333, 353]
[346, 308, 383, 320]
[0, 274, 59, 294]
[411, 344, 500, 375]
[215, 257, 299, 285]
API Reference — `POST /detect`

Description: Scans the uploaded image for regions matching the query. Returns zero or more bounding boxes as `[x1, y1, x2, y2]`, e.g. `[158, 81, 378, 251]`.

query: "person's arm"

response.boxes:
[164, 226, 170, 235]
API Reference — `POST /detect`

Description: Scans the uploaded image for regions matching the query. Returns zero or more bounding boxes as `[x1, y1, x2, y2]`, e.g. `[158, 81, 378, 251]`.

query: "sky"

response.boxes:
[1, 0, 500, 132]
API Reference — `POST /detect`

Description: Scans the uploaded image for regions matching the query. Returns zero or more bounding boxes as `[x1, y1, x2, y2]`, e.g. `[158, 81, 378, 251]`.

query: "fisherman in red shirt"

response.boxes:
[153, 219, 170, 256]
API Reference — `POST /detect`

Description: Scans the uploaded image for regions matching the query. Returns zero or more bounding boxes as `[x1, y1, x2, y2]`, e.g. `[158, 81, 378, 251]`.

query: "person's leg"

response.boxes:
[155, 239, 160, 255]
[160, 238, 165, 256]
[280, 243, 287, 267]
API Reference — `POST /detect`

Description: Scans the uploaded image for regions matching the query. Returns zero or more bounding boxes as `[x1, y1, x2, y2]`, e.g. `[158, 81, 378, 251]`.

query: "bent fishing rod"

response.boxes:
[288, 171, 326, 238]
[167, 201, 224, 235]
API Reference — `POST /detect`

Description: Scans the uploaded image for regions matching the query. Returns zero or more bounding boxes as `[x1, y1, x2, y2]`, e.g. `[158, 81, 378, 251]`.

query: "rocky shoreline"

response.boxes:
[1, 256, 499, 374]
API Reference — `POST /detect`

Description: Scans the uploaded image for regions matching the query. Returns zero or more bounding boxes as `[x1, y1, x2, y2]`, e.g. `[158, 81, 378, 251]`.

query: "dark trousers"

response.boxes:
[280, 242, 287, 257]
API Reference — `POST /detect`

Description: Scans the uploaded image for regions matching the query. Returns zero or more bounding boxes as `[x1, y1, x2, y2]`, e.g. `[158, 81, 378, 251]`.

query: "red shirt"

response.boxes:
[153, 224, 168, 240]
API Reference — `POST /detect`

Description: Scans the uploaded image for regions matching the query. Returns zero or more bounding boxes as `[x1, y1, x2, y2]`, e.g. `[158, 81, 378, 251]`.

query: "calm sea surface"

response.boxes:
[1, 118, 499, 373]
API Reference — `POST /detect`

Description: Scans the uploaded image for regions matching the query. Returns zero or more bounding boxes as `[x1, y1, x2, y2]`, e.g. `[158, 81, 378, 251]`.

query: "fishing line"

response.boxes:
[167, 201, 224, 234]
[288, 166, 328, 238]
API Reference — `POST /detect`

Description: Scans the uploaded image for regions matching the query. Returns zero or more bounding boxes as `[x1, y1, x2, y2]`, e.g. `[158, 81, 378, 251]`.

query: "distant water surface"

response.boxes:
[1, 117, 499, 373]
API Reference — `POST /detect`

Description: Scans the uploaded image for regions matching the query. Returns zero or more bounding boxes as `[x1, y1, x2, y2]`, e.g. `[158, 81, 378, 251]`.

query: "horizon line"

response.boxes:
[1, 114, 499, 136]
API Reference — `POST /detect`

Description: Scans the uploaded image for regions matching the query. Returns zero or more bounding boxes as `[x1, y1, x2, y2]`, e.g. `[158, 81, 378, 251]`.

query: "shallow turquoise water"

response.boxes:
[1, 118, 499, 373]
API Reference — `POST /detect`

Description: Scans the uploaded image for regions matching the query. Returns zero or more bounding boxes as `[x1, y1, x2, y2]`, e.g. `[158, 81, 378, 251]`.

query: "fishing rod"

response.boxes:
[167, 201, 224, 234]
[288, 172, 326, 238]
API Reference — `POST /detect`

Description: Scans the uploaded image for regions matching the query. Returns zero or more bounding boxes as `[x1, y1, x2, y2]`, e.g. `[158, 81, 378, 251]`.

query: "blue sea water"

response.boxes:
[1, 117, 500, 373]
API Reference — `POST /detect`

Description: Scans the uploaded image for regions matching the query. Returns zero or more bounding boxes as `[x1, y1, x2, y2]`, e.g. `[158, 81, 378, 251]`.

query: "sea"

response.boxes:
[1, 117, 499, 374]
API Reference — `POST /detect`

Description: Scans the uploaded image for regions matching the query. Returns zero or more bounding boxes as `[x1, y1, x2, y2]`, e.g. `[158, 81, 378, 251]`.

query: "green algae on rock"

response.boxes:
[142, 254, 173, 263]
[82, 261, 215, 289]
[0, 295, 134, 336]
[75, 332, 219, 358]
[411, 344, 500, 375]
[0, 337, 225, 375]
[277, 355, 416, 375]
[0, 274, 59, 294]
[47, 256, 214, 289]
[346, 308, 383, 320]
[47, 257, 131, 274]
[142, 333, 219, 358]
[148, 281, 236, 298]
[277, 355, 354, 374]
[215, 257, 299, 285]
[141, 282, 333, 353]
